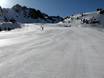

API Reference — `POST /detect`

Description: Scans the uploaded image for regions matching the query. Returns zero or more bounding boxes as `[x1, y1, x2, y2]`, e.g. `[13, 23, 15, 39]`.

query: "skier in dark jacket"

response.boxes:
[41, 25, 44, 30]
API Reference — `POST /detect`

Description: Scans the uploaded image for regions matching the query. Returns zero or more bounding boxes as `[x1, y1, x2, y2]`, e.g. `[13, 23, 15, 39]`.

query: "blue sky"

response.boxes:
[1, 0, 104, 16]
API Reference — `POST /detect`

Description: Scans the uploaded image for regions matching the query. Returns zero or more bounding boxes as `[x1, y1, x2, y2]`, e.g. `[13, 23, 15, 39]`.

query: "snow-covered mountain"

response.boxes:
[62, 9, 104, 27]
[0, 4, 63, 23]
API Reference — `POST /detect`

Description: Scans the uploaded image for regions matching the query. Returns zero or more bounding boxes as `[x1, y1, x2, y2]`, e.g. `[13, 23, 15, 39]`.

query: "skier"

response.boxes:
[41, 24, 44, 31]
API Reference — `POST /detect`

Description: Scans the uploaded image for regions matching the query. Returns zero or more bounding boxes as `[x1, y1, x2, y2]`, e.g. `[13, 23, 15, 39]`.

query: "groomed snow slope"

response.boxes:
[0, 24, 104, 78]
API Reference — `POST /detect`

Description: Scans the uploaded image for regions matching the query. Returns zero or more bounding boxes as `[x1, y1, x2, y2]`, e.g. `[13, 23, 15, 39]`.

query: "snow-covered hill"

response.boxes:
[62, 10, 104, 27]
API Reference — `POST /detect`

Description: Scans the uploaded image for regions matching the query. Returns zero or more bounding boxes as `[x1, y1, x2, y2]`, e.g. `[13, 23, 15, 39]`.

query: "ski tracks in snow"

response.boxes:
[0, 26, 104, 78]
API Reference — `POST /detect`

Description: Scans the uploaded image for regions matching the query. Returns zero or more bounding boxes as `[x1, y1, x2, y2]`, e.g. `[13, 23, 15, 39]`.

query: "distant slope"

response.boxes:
[62, 9, 104, 27]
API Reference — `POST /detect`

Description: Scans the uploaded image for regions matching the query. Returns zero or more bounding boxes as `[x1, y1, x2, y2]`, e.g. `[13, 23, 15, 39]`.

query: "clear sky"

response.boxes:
[0, 0, 104, 16]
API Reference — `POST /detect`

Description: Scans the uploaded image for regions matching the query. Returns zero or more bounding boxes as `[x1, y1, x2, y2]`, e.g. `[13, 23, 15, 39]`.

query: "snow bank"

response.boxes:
[0, 22, 21, 31]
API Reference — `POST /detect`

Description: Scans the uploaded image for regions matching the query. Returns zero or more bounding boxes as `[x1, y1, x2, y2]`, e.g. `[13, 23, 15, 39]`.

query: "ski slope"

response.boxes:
[0, 24, 104, 78]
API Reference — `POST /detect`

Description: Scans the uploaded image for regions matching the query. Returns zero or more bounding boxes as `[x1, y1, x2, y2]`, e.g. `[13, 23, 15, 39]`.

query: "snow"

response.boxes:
[0, 23, 104, 78]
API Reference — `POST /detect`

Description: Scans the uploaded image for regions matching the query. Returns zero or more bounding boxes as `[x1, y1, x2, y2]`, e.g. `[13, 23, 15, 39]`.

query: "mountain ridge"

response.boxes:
[0, 4, 63, 23]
